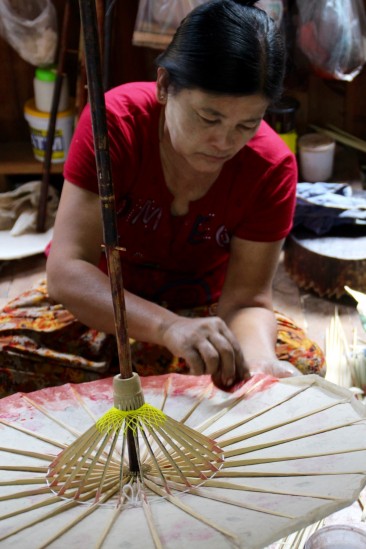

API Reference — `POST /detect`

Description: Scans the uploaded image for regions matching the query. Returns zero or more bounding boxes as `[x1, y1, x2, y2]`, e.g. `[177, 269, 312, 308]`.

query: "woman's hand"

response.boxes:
[161, 316, 250, 388]
[250, 359, 302, 378]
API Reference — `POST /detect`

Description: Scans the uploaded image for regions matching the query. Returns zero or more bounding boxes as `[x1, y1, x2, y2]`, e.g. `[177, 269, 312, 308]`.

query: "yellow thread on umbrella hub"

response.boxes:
[96, 403, 167, 434]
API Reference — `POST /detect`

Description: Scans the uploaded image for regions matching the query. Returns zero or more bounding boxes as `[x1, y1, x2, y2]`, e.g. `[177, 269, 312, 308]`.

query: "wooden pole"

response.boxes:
[78, 0, 138, 471]
[37, 0, 71, 232]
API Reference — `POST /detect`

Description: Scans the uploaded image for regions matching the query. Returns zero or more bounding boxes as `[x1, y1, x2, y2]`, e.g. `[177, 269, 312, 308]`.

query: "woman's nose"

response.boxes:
[210, 128, 240, 151]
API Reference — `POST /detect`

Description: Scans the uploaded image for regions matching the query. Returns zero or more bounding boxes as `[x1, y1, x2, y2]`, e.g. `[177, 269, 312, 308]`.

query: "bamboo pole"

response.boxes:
[78, 0, 138, 472]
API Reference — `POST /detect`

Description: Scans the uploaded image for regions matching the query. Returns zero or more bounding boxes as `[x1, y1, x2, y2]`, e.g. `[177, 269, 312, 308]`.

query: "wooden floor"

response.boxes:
[0, 250, 363, 358]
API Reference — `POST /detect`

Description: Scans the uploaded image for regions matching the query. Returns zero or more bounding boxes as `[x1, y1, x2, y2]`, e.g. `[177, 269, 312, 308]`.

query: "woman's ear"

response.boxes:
[156, 67, 168, 104]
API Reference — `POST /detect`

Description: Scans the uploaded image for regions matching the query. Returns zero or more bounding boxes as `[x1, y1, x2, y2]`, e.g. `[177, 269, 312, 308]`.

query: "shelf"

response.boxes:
[0, 141, 64, 175]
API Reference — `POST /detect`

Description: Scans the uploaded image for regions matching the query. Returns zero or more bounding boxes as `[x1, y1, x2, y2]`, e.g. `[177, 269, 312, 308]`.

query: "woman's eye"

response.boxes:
[239, 123, 258, 132]
[200, 115, 218, 125]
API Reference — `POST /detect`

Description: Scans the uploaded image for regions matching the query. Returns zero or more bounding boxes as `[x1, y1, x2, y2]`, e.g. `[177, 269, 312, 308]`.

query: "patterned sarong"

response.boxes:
[0, 280, 325, 397]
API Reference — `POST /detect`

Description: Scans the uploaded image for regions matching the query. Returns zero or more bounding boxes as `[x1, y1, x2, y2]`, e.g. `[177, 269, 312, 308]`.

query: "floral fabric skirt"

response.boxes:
[0, 280, 325, 397]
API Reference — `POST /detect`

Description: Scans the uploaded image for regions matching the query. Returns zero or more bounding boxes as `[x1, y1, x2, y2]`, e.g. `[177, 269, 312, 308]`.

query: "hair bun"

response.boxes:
[231, 0, 260, 7]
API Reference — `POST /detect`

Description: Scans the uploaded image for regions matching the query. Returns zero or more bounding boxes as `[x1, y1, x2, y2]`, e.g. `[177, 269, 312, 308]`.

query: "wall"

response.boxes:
[0, 0, 365, 149]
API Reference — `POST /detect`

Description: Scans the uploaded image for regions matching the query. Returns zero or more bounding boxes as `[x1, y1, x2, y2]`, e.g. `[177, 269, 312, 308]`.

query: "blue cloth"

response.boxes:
[293, 182, 366, 235]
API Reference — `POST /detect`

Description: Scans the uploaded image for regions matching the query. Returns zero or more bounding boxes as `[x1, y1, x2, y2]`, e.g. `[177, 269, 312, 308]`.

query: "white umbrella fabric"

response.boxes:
[1, 373, 366, 548]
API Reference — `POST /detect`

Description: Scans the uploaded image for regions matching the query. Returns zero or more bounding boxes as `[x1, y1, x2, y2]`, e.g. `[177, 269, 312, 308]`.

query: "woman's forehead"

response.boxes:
[179, 88, 269, 118]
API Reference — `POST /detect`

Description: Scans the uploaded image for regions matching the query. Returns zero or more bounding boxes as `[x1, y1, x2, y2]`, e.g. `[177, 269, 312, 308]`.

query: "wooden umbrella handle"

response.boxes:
[78, 0, 132, 379]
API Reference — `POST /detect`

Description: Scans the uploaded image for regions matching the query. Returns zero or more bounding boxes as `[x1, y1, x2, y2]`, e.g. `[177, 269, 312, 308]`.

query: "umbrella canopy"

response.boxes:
[1, 373, 366, 548]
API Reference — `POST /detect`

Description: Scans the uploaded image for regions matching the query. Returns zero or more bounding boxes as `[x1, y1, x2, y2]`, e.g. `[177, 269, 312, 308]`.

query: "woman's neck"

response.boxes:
[159, 112, 221, 215]
[160, 139, 220, 215]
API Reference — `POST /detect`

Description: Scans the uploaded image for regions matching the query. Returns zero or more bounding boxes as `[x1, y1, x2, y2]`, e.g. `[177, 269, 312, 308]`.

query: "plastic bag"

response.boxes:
[296, 0, 366, 81]
[133, 0, 285, 49]
[0, 0, 58, 66]
[257, 0, 284, 26]
[133, 0, 205, 49]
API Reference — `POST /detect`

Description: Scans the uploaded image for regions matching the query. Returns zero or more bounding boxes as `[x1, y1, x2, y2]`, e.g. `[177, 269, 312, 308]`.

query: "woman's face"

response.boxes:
[161, 87, 269, 174]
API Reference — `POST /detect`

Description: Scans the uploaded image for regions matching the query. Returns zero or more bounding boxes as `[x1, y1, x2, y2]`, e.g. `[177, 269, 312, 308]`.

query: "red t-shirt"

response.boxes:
[64, 82, 297, 309]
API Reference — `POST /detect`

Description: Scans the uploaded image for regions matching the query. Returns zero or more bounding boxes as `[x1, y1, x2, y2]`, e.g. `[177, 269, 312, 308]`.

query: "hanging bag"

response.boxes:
[133, 0, 207, 49]
[0, 0, 58, 66]
[296, 0, 366, 81]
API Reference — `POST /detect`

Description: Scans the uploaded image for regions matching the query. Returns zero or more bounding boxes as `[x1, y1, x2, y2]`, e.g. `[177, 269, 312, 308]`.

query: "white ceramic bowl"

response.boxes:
[304, 525, 366, 549]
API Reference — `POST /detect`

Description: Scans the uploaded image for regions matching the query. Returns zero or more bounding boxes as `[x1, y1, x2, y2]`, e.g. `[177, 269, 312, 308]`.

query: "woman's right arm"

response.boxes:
[47, 180, 177, 336]
[47, 181, 247, 386]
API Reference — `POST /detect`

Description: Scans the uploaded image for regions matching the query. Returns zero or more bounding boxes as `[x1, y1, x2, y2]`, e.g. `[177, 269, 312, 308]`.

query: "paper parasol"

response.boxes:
[1, 373, 366, 549]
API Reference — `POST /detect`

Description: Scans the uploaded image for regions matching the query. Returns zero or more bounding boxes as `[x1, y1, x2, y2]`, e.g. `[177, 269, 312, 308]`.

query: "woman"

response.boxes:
[0, 0, 324, 396]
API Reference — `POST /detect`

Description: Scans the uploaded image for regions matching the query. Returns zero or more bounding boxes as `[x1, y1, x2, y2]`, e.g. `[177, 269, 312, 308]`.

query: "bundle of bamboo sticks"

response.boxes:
[310, 124, 366, 153]
[325, 308, 366, 396]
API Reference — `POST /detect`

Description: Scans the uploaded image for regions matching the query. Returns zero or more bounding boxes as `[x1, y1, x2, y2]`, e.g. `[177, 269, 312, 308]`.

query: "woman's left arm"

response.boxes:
[217, 236, 301, 377]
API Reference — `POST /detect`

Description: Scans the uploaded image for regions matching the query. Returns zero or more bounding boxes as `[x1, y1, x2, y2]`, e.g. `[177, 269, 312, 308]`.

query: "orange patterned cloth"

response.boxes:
[0, 280, 325, 397]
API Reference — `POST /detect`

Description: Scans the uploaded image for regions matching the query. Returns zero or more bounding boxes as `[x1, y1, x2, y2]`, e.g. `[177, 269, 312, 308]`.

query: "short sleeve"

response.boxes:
[234, 152, 297, 242]
[63, 104, 99, 193]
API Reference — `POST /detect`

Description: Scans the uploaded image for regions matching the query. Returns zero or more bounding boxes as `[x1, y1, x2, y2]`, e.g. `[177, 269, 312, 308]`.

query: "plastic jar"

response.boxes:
[298, 133, 336, 182]
[265, 96, 300, 154]
[24, 98, 74, 163]
[33, 65, 69, 113]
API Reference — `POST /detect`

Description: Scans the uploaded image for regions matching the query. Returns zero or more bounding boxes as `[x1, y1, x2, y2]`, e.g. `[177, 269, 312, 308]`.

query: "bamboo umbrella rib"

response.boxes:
[0, 478, 46, 487]
[21, 396, 83, 437]
[155, 421, 222, 464]
[142, 497, 164, 549]
[358, 494, 365, 512]
[195, 378, 270, 433]
[216, 471, 364, 479]
[205, 382, 314, 439]
[170, 477, 344, 501]
[0, 419, 66, 449]
[225, 445, 366, 467]
[95, 504, 123, 549]
[70, 385, 98, 422]
[0, 499, 78, 542]
[144, 478, 240, 546]
[160, 376, 172, 412]
[0, 466, 48, 474]
[60, 430, 116, 496]
[181, 487, 296, 519]
[93, 430, 121, 502]
[218, 397, 350, 448]
[49, 427, 103, 481]
[93, 474, 162, 549]
[139, 380, 214, 466]
[53, 473, 127, 500]
[224, 418, 361, 458]
[38, 483, 123, 549]
[0, 446, 54, 461]
[145, 426, 198, 485]
[0, 495, 62, 521]
[140, 428, 172, 493]
[179, 383, 214, 424]
[0, 486, 51, 502]
[93, 476, 163, 549]
[148, 477, 296, 518]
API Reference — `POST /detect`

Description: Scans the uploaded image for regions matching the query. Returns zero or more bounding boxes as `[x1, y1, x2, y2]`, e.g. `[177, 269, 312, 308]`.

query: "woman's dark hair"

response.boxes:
[156, 0, 286, 101]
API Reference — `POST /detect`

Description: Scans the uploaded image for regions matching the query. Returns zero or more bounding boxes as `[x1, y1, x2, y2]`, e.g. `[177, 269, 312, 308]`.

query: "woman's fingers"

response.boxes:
[195, 336, 236, 385]
[191, 330, 248, 387]
[162, 316, 249, 387]
[273, 360, 302, 377]
[249, 359, 303, 378]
